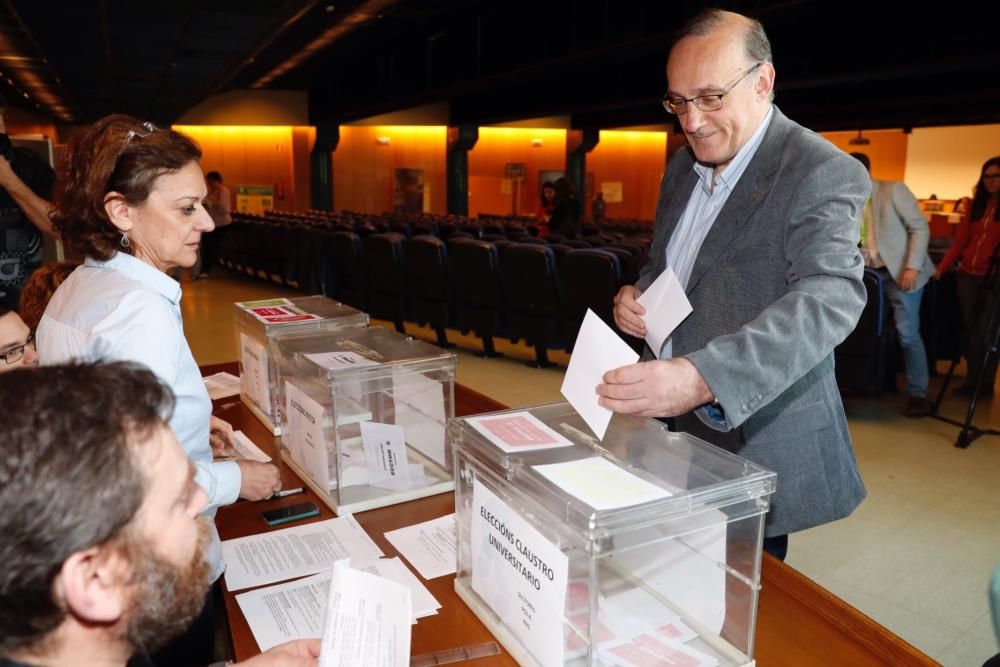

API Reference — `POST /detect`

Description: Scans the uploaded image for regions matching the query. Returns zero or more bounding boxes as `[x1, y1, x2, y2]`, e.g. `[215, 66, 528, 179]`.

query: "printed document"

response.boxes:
[319, 562, 411, 667]
[222, 515, 383, 591]
[384, 513, 457, 580]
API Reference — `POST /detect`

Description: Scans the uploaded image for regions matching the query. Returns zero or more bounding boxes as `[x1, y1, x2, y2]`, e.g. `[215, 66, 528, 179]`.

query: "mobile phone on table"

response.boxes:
[261, 501, 320, 526]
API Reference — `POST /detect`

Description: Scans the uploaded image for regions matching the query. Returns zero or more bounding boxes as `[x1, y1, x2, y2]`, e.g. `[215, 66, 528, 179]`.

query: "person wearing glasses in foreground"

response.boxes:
[36, 116, 281, 666]
[600, 9, 869, 561]
[0, 297, 36, 372]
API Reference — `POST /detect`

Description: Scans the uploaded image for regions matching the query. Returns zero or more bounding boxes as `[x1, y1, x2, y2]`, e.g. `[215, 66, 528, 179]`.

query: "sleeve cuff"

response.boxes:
[194, 460, 242, 512]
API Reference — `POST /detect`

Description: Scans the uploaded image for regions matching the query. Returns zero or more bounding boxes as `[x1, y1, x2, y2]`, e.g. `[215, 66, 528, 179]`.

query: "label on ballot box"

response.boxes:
[284, 381, 331, 492]
[471, 480, 568, 667]
[240, 333, 271, 412]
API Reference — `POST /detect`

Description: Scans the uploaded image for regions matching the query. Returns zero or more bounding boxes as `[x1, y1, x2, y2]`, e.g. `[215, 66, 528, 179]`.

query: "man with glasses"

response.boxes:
[0, 298, 36, 372]
[600, 9, 869, 560]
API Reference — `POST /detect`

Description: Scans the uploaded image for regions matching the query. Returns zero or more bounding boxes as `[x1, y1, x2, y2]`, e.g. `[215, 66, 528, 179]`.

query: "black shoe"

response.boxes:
[905, 396, 930, 417]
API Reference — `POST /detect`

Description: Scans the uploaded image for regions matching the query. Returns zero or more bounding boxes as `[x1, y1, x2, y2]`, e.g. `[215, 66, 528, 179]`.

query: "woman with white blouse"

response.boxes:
[37, 115, 281, 666]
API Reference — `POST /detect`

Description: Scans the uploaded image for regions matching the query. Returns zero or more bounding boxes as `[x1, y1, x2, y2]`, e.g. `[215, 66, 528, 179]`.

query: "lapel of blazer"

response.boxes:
[685, 106, 791, 295]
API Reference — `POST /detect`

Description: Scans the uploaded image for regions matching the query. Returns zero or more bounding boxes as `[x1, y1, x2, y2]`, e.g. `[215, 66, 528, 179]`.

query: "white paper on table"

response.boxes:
[599, 632, 719, 667]
[471, 481, 568, 667]
[358, 557, 441, 620]
[392, 370, 447, 468]
[560, 309, 640, 440]
[465, 411, 574, 453]
[320, 561, 411, 667]
[235, 571, 329, 652]
[305, 350, 379, 370]
[360, 421, 411, 490]
[531, 457, 670, 511]
[203, 371, 241, 400]
[240, 333, 272, 413]
[284, 381, 331, 492]
[636, 266, 693, 357]
[232, 430, 272, 462]
[383, 513, 457, 580]
[222, 515, 384, 591]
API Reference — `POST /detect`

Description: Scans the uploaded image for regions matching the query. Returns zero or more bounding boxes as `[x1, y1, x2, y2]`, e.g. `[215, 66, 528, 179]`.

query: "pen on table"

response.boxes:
[272, 487, 304, 499]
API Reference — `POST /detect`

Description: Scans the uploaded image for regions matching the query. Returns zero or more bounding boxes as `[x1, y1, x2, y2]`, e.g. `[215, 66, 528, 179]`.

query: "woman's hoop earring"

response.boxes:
[120, 232, 130, 248]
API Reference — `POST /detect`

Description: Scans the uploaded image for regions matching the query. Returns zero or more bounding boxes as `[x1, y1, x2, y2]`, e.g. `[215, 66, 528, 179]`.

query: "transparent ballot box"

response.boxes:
[233, 296, 368, 434]
[450, 402, 776, 667]
[273, 326, 457, 514]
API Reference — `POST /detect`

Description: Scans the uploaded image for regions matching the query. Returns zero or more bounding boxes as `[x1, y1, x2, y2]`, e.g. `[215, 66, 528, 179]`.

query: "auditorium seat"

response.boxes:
[559, 249, 627, 348]
[502, 244, 564, 367]
[405, 235, 454, 347]
[327, 231, 368, 311]
[363, 232, 409, 332]
[835, 268, 893, 394]
[448, 239, 506, 357]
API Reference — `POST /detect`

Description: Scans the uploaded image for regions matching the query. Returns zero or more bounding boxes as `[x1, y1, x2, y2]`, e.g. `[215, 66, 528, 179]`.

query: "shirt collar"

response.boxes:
[693, 105, 774, 194]
[84, 251, 182, 305]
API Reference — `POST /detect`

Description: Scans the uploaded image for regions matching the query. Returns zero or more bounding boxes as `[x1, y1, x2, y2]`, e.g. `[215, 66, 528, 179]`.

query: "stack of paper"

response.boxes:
[203, 371, 241, 400]
[235, 557, 437, 653]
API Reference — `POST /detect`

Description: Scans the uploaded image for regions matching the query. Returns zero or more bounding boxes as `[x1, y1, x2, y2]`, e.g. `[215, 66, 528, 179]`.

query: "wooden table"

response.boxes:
[206, 364, 937, 666]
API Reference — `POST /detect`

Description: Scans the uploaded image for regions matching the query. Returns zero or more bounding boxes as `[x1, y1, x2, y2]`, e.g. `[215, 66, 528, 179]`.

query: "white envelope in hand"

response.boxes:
[636, 267, 693, 356]
[561, 309, 640, 440]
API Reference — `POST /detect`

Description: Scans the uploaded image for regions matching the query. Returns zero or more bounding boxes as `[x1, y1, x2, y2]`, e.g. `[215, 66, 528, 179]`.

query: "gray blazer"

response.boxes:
[637, 107, 869, 536]
[870, 178, 935, 289]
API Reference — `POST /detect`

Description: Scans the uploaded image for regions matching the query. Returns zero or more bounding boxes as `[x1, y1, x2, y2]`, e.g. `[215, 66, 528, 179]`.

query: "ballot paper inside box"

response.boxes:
[449, 402, 776, 667]
[233, 295, 368, 435]
[273, 326, 457, 515]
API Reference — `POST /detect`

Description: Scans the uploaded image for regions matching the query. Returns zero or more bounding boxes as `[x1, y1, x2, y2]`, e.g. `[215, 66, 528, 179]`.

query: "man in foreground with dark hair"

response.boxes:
[0, 362, 319, 667]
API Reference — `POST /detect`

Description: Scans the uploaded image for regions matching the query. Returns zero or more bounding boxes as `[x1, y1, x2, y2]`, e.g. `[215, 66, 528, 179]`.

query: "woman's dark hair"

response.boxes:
[970, 156, 1000, 223]
[0, 361, 175, 653]
[50, 114, 202, 260]
[540, 181, 555, 205]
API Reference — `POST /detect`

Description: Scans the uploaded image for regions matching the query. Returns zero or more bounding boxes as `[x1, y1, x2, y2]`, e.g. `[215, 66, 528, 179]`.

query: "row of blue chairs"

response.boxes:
[218, 224, 646, 365]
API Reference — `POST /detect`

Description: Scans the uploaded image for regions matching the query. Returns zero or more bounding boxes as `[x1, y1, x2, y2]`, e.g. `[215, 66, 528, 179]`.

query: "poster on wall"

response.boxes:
[394, 168, 425, 213]
[236, 185, 275, 214]
[601, 181, 624, 203]
[504, 163, 526, 181]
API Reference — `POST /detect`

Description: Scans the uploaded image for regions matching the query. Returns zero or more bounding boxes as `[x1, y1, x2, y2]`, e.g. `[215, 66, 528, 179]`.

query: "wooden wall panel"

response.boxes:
[587, 130, 667, 221]
[333, 125, 447, 215]
[821, 129, 908, 182]
[468, 128, 567, 218]
[173, 125, 310, 212]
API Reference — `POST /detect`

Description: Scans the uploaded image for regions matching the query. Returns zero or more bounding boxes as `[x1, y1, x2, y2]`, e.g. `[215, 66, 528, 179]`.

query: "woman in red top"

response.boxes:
[935, 156, 1000, 396]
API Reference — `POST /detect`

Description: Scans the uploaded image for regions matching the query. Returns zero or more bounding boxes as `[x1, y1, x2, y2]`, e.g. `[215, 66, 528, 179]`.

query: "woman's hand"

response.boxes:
[238, 460, 282, 501]
[210, 415, 238, 457]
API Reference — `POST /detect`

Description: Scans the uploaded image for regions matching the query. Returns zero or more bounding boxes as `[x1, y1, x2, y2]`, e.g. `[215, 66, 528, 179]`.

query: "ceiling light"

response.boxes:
[848, 130, 870, 146]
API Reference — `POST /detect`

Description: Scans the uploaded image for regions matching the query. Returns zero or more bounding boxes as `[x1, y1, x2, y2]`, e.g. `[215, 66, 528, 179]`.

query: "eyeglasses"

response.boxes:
[983, 173, 1000, 181]
[662, 63, 763, 115]
[1, 331, 35, 366]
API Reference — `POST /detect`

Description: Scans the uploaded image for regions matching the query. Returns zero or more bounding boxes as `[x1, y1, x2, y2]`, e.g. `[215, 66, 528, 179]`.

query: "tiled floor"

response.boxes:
[183, 269, 1000, 666]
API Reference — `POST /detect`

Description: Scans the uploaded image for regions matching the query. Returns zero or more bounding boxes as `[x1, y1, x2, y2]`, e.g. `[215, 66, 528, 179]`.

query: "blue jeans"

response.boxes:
[883, 273, 929, 397]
